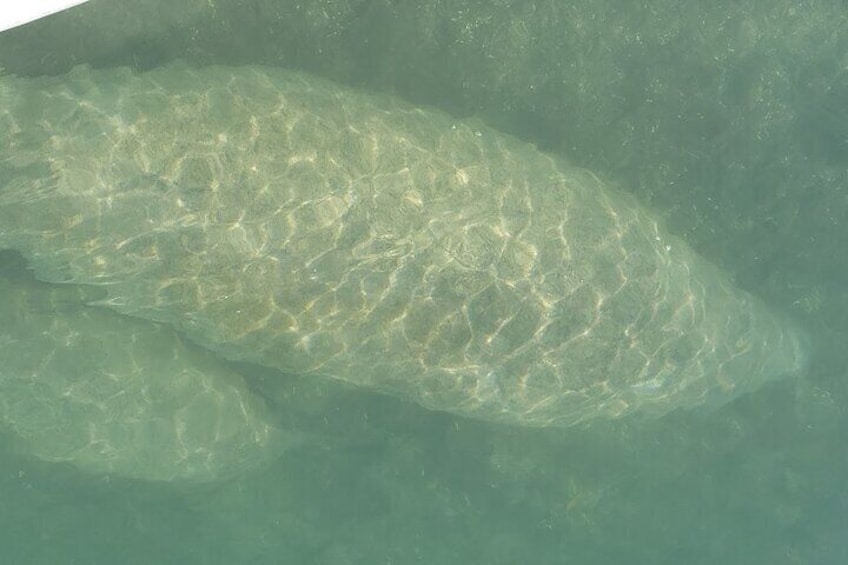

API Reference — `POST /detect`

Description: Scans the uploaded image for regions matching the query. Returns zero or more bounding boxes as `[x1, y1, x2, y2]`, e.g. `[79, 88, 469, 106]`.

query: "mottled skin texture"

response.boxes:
[0, 64, 805, 427]
[0, 269, 286, 482]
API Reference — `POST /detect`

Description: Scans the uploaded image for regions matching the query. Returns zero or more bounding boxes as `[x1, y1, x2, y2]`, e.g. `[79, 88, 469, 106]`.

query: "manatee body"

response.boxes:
[0, 261, 289, 482]
[0, 64, 806, 427]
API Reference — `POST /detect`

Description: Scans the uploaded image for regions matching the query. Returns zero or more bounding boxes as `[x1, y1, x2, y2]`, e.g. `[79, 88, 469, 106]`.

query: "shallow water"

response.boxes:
[0, 1, 846, 564]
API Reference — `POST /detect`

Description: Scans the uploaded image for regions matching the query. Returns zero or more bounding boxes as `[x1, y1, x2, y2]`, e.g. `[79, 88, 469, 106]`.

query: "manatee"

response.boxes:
[0, 253, 290, 482]
[0, 63, 806, 428]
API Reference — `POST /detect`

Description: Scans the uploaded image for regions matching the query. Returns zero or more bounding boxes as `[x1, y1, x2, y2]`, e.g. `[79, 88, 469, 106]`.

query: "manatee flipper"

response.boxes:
[0, 64, 806, 427]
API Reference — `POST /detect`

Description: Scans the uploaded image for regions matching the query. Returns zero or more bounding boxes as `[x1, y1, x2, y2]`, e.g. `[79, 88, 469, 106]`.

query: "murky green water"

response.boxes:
[0, 1, 845, 563]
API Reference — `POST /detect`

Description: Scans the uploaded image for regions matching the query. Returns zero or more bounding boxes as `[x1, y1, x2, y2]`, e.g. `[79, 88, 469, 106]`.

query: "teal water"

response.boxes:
[0, 1, 846, 563]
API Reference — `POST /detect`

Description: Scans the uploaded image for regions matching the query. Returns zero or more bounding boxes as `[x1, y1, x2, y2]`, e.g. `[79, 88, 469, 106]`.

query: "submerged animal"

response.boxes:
[0, 63, 806, 430]
[0, 257, 290, 482]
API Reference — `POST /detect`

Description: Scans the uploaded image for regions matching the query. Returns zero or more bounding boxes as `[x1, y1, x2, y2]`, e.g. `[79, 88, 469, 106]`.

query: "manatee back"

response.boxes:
[0, 64, 806, 427]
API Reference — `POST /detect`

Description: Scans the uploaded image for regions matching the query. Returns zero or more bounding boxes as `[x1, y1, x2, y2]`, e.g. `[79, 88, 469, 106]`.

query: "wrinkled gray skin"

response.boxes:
[0, 64, 806, 427]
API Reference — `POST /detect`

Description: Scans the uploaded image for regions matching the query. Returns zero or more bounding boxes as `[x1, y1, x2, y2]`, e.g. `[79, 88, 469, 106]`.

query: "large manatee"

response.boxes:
[0, 63, 806, 427]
